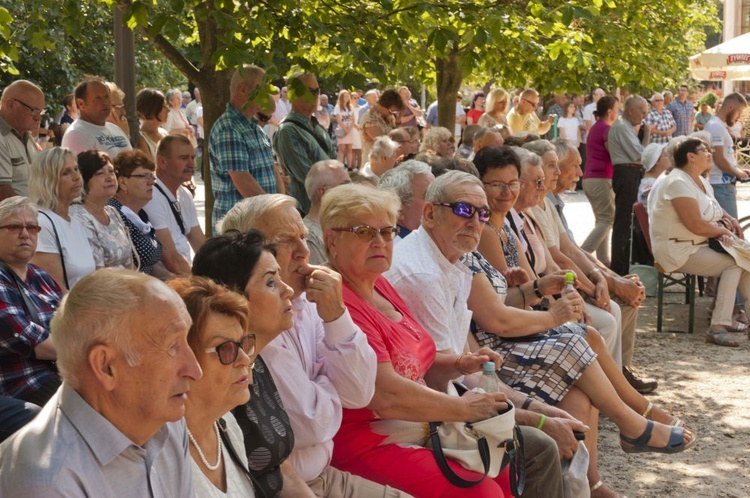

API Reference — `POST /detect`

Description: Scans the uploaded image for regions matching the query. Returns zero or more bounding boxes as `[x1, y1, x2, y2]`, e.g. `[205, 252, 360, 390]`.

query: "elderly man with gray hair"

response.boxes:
[209, 64, 278, 229]
[361, 135, 398, 181]
[378, 160, 434, 241]
[304, 159, 351, 264]
[0, 269, 203, 497]
[218, 196, 404, 497]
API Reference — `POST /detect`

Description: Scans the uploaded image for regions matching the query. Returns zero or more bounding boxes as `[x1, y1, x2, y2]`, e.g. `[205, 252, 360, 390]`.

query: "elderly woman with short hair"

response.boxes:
[361, 136, 398, 180]
[322, 183, 513, 497]
[164, 88, 197, 148]
[420, 126, 455, 158]
[29, 147, 96, 290]
[0, 196, 64, 407]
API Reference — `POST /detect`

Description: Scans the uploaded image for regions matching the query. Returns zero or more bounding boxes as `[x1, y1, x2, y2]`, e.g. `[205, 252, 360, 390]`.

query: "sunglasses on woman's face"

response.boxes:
[204, 334, 256, 365]
[433, 201, 491, 223]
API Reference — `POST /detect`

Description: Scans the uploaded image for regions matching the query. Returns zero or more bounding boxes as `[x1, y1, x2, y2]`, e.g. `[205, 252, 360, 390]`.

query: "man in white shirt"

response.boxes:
[219, 195, 404, 497]
[61, 79, 132, 158]
[143, 135, 205, 275]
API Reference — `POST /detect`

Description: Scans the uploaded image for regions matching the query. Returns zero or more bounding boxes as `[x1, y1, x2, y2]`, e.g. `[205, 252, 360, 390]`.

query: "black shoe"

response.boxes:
[622, 366, 658, 395]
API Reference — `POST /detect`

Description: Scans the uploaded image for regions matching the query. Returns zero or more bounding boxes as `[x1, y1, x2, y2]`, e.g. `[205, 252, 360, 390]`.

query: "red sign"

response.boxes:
[709, 71, 727, 79]
[727, 54, 750, 65]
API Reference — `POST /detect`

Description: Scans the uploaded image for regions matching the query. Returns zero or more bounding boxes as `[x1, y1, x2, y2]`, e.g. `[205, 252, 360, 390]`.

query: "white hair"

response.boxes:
[218, 194, 298, 234]
[378, 160, 431, 206]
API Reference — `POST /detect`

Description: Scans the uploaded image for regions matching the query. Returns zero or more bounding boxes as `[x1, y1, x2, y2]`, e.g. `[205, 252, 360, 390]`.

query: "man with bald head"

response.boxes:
[473, 126, 505, 153]
[274, 71, 336, 214]
[607, 95, 651, 275]
[303, 159, 351, 264]
[0, 80, 45, 199]
[0, 269, 202, 496]
[507, 88, 554, 135]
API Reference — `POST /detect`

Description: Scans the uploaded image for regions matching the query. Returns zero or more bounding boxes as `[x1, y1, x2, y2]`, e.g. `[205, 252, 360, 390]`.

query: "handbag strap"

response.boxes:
[501, 425, 526, 497]
[38, 211, 69, 289]
[154, 183, 187, 235]
[284, 119, 331, 156]
[217, 417, 266, 498]
[428, 421, 490, 488]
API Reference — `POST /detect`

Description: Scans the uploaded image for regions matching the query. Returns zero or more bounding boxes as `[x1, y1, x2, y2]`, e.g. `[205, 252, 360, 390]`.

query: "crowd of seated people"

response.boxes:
[11, 77, 750, 498]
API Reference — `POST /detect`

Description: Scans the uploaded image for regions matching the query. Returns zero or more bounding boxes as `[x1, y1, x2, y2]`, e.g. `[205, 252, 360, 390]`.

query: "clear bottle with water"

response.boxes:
[477, 361, 501, 393]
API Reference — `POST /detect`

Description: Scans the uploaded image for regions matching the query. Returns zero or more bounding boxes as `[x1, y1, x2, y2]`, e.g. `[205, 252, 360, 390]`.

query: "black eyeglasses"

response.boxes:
[204, 334, 256, 365]
[129, 173, 157, 181]
[433, 202, 491, 223]
[523, 98, 540, 108]
[520, 178, 547, 190]
[12, 98, 45, 116]
[256, 112, 272, 123]
[308, 87, 321, 96]
[0, 223, 41, 234]
[332, 225, 399, 242]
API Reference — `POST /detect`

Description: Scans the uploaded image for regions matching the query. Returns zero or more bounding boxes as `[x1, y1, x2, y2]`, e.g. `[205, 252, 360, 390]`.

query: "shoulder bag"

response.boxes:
[38, 211, 69, 289]
[217, 416, 265, 498]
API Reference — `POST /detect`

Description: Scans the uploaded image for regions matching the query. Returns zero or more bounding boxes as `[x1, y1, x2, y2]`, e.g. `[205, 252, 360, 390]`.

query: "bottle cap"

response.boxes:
[565, 271, 575, 285]
[482, 361, 496, 373]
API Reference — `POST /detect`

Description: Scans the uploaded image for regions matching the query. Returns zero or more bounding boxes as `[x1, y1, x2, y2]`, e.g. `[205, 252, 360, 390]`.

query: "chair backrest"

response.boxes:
[632, 202, 653, 254]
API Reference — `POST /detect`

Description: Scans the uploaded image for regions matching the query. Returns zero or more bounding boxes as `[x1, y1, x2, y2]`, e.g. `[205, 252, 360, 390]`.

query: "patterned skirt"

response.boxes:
[473, 322, 597, 405]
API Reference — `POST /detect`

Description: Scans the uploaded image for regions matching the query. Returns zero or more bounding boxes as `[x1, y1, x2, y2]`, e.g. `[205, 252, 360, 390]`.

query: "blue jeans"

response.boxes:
[711, 182, 737, 218]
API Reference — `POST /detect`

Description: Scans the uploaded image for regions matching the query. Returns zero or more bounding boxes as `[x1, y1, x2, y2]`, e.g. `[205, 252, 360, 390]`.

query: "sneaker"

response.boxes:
[622, 366, 658, 395]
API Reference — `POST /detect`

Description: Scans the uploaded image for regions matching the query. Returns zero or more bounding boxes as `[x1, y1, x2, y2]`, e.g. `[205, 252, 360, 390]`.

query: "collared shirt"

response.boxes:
[0, 384, 194, 497]
[385, 227, 473, 354]
[0, 115, 37, 195]
[61, 119, 132, 158]
[546, 191, 576, 242]
[0, 264, 62, 398]
[209, 104, 277, 226]
[303, 216, 327, 265]
[666, 99, 695, 137]
[645, 108, 676, 144]
[261, 298, 377, 481]
[607, 117, 643, 165]
[273, 111, 335, 214]
[143, 178, 200, 262]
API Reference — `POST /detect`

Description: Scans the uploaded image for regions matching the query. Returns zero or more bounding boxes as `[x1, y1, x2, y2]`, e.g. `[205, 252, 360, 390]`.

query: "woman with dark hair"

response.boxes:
[109, 150, 165, 277]
[70, 150, 134, 269]
[54, 94, 77, 146]
[581, 96, 620, 266]
[136, 88, 169, 162]
[466, 91, 485, 125]
[360, 89, 405, 161]
[193, 229, 316, 498]
[649, 138, 750, 347]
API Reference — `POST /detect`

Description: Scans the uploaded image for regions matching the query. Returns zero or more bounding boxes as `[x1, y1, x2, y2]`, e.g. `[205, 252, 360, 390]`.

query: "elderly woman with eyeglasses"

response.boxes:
[0, 196, 63, 407]
[193, 229, 317, 498]
[321, 183, 513, 498]
[169, 276, 258, 497]
[108, 150, 167, 278]
[28, 147, 96, 291]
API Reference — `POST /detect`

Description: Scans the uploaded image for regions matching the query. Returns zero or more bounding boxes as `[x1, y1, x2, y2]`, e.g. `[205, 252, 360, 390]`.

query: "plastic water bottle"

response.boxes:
[563, 271, 584, 325]
[477, 362, 501, 393]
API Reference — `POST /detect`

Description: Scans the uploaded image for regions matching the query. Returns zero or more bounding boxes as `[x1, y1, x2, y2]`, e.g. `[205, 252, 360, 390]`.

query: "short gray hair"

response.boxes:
[52, 269, 158, 388]
[425, 170, 483, 204]
[304, 160, 346, 202]
[551, 137, 574, 163]
[0, 196, 38, 224]
[421, 126, 452, 153]
[230, 64, 265, 99]
[165, 88, 182, 103]
[512, 147, 543, 174]
[218, 194, 298, 234]
[29, 147, 77, 210]
[522, 139, 555, 157]
[378, 160, 432, 206]
[369, 136, 398, 161]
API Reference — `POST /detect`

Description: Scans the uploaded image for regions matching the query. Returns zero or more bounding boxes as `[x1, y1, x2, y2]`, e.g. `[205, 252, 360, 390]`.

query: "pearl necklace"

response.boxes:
[187, 422, 222, 471]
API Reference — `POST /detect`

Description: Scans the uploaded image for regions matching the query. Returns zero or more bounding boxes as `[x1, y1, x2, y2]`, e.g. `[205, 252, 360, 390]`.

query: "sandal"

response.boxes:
[733, 309, 749, 325]
[591, 480, 627, 498]
[642, 401, 692, 432]
[727, 320, 748, 333]
[620, 420, 694, 454]
[706, 327, 740, 347]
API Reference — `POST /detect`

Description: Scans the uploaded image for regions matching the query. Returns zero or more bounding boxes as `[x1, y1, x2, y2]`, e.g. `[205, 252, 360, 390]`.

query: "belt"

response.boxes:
[614, 163, 643, 168]
[669, 238, 707, 246]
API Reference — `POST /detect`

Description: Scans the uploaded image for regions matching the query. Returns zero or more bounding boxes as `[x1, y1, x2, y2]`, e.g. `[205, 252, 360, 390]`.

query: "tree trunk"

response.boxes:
[435, 51, 463, 132]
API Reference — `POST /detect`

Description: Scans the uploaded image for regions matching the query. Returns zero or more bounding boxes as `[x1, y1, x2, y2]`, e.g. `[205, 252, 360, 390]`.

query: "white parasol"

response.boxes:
[689, 32, 750, 81]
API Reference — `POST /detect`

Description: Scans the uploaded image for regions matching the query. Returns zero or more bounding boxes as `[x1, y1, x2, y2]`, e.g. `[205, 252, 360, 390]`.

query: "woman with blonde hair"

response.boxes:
[29, 147, 95, 290]
[333, 90, 357, 168]
[479, 88, 510, 127]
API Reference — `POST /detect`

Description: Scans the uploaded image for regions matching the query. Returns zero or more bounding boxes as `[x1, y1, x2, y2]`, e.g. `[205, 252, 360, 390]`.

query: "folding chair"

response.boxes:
[632, 202, 697, 334]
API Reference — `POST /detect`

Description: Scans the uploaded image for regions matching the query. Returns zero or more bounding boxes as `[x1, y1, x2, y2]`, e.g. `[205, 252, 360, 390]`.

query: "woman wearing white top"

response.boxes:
[164, 88, 197, 148]
[558, 101, 581, 148]
[349, 91, 363, 169]
[28, 147, 95, 291]
[169, 276, 256, 497]
[649, 138, 749, 347]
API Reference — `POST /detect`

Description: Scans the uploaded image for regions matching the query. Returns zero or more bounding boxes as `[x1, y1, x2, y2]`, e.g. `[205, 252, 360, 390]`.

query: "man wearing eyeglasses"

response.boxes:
[274, 72, 337, 214]
[386, 170, 566, 497]
[61, 78, 132, 159]
[507, 89, 554, 136]
[0, 80, 45, 200]
[208, 64, 278, 230]
[0, 269, 203, 497]
[143, 135, 205, 275]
